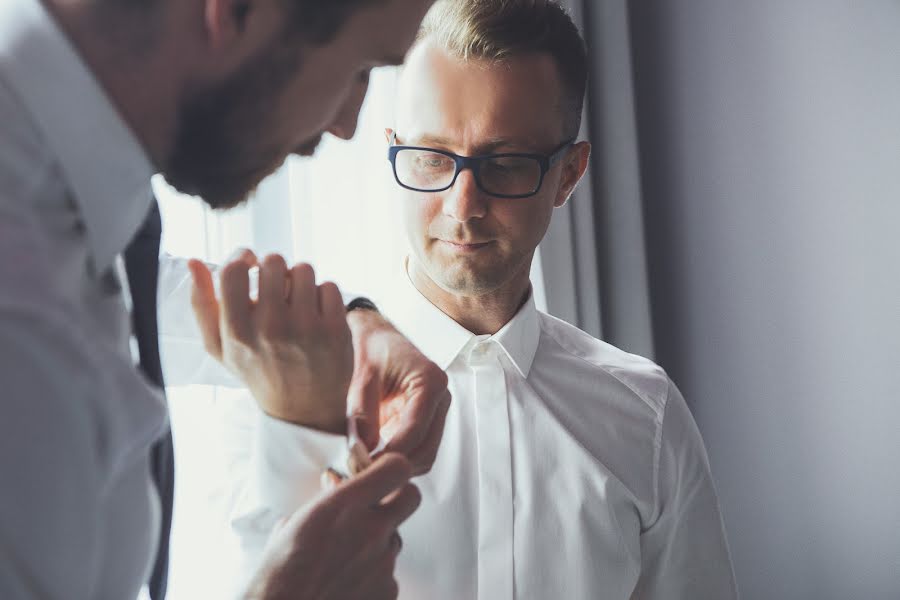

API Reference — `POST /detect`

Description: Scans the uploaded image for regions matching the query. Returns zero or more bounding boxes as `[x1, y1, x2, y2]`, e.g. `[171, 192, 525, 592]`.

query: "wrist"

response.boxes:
[261, 401, 347, 436]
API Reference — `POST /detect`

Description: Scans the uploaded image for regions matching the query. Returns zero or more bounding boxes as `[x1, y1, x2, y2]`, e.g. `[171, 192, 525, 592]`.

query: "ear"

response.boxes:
[384, 128, 395, 144]
[553, 141, 591, 208]
[204, 0, 251, 50]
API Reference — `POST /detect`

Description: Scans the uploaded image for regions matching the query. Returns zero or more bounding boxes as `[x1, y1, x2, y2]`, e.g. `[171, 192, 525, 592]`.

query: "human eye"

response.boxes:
[414, 152, 452, 170]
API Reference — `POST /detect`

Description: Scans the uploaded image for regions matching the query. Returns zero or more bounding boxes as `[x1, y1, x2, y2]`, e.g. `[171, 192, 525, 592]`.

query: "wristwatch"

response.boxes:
[345, 296, 379, 313]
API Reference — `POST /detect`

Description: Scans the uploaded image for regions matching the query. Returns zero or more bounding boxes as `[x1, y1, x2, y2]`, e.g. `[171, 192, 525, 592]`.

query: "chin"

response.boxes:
[435, 264, 503, 295]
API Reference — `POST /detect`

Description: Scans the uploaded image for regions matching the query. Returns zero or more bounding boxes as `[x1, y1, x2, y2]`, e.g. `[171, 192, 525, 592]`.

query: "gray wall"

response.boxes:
[628, 2, 900, 599]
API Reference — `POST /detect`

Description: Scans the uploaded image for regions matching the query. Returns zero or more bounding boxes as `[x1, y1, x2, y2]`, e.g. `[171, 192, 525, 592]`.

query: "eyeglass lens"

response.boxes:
[394, 149, 542, 196]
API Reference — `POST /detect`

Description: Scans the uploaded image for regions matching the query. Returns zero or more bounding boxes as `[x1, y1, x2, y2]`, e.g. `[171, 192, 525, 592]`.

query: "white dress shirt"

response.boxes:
[214, 260, 739, 599]
[0, 1, 168, 597]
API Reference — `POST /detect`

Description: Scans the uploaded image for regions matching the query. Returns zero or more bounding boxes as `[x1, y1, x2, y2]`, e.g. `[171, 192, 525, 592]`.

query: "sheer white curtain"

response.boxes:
[152, 66, 551, 599]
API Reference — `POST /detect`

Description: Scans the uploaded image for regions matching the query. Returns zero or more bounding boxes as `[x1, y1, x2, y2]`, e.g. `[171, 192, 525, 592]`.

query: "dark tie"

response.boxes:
[124, 201, 174, 600]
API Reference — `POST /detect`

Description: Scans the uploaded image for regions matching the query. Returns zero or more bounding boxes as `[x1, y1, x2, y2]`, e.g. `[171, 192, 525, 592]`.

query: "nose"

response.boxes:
[326, 74, 370, 140]
[442, 169, 487, 222]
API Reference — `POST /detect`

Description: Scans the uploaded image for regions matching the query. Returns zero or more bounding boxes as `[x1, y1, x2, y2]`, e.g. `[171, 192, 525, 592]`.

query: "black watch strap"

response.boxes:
[346, 296, 379, 313]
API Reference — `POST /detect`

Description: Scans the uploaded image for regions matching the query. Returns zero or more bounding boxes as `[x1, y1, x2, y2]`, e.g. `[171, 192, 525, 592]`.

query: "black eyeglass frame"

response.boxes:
[387, 133, 576, 199]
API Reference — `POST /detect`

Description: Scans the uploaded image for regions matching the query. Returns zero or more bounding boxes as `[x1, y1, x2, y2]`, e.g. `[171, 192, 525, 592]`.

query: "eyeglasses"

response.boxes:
[387, 133, 575, 199]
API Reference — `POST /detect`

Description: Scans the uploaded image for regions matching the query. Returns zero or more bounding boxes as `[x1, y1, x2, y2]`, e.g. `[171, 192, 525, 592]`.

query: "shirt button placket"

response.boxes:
[471, 341, 514, 600]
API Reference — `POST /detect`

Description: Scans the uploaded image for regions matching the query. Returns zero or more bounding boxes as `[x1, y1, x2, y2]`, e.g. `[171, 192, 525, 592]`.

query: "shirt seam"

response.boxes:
[538, 314, 665, 416]
[514, 370, 644, 576]
[649, 381, 670, 528]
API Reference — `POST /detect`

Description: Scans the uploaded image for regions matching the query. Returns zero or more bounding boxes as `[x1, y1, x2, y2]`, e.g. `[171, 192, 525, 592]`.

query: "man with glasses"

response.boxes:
[198, 0, 738, 598]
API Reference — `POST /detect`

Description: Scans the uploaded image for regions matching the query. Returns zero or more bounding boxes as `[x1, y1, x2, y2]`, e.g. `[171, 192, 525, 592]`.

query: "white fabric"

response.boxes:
[158, 255, 241, 388]
[0, 0, 168, 598]
[209, 258, 738, 599]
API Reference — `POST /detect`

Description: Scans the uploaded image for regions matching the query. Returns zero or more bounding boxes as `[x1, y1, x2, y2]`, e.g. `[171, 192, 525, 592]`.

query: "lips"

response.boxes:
[439, 240, 492, 252]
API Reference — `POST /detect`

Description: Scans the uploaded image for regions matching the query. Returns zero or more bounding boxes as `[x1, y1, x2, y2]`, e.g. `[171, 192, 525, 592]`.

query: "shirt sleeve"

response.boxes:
[631, 380, 739, 599]
[0, 315, 105, 599]
[158, 253, 241, 387]
[221, 392, 347, 595]
[0, 192, 166, 599]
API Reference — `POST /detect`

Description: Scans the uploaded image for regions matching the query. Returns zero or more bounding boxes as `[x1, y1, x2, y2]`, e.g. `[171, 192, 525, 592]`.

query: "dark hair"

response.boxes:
[95, 0, 385, 47]
[282, 0, 387, 45]
[418, 0, 588, 138]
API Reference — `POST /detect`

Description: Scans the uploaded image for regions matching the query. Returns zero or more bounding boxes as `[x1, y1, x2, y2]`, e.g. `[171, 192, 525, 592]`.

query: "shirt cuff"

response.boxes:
[249, 409, 348, 516]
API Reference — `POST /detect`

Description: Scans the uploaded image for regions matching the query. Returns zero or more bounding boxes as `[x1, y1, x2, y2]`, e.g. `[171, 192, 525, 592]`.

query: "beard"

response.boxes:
[160, 38, 319, 210]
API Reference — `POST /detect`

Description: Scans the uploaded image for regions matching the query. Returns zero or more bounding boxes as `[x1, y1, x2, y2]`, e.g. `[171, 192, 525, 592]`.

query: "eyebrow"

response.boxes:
[408, 134, 545, 154]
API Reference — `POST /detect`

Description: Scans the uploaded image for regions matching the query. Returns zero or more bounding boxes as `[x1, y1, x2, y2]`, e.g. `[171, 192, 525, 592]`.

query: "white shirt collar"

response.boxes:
[387, 258, 541, 378]
[0, 0, 156, 274]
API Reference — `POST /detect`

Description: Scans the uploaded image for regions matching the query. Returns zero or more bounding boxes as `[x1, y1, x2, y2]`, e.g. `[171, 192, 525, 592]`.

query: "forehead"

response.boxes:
[396, 41, 565, 148]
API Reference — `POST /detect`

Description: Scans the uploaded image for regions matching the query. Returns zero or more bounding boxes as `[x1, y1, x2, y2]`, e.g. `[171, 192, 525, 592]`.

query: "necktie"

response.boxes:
[124, 201, 174, 600]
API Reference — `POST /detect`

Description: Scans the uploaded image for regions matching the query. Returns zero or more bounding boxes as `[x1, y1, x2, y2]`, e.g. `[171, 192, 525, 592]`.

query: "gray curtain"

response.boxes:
[545, 1, 900, 599]
[540, 0, 655, 361]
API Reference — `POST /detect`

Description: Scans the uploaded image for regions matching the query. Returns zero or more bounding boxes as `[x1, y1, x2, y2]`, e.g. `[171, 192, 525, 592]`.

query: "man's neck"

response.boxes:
[408, 257, 532, 336]
[44, 0, 180, 169]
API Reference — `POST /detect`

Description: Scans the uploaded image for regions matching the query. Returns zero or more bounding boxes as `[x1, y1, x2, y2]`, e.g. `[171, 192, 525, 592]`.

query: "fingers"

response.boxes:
[221, 255, 339, 343]
[405, 389, 451, 475]
[257, 254, 289, 339]
[333, 452, 412, 508]
[348, 371, 382, 451]
[287, 262, 317, 330]
[220, 249, 258, 344]
[318, 281, 346, 328]
[320, 467, 346, 491]
[377, 482, 421, 529]
[188, 259, 222, 360]
[383, 367, 449, 457]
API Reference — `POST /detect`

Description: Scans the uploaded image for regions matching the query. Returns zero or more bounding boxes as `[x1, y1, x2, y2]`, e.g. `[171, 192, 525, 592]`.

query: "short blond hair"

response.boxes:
[417, 0, 588, 138]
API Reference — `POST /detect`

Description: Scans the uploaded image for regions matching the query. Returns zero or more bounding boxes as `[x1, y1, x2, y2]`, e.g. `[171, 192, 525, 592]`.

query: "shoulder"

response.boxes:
[535, 311, 672, 418]
[528, 312, 675, 512]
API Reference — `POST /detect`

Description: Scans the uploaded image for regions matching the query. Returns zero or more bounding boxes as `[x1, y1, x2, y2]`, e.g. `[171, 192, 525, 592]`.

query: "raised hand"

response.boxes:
[189, 250, 353, 434]
[345, 309, 451, 476]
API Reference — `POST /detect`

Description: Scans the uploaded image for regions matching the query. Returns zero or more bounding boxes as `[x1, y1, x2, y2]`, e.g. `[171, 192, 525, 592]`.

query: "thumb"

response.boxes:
[347, 412, 379, 454]
[188, 258, 223, 360]
[347, 371, 382, 451]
